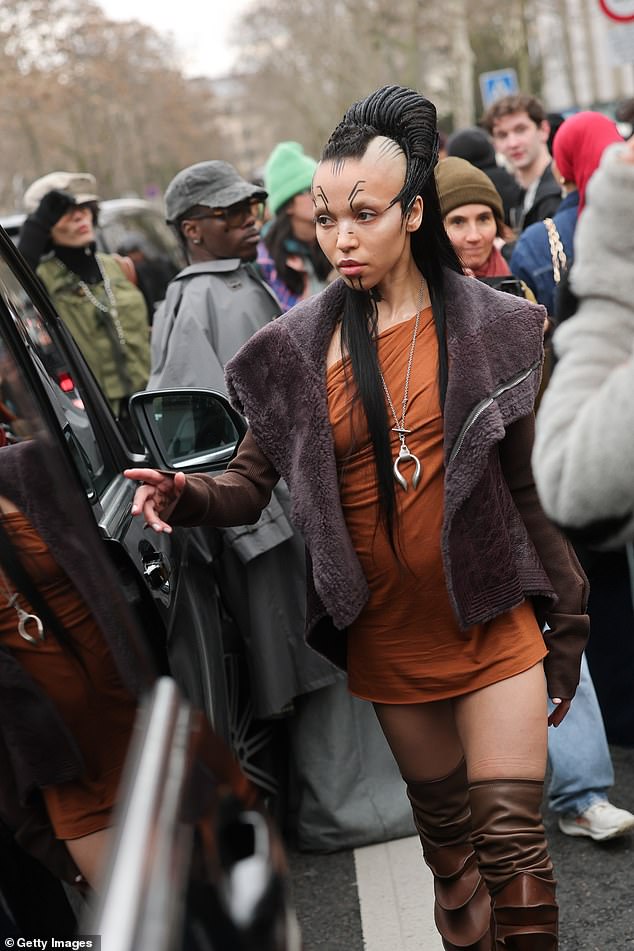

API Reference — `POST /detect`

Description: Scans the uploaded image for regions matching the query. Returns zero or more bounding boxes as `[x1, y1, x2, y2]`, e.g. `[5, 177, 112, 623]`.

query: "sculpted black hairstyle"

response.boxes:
[322, 84, 440, 215]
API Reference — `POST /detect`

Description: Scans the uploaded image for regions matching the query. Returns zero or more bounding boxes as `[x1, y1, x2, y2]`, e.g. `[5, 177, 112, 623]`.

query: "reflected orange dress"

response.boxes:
[326, 307, 546, 703]
[0, 510, 136, 839]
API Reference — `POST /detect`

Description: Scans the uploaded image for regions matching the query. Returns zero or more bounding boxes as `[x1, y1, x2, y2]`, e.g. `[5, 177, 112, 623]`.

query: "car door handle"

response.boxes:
[139, 541, 171, 591]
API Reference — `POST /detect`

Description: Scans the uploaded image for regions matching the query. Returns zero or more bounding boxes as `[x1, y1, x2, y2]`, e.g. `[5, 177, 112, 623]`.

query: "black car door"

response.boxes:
[0, 227, 231, 746]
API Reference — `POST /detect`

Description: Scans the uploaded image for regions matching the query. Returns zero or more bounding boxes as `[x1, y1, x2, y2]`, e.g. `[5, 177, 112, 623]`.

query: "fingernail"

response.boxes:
[152, 523, 161, 532]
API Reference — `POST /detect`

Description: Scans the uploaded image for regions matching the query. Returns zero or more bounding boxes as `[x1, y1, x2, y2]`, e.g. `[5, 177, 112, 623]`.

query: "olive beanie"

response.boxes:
[435, 156, 504, 221]
[264, 141, 317, 215]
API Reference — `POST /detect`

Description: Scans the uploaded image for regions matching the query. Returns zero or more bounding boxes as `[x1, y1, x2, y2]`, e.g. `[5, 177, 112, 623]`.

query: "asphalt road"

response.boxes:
[288, 743, 634, 950]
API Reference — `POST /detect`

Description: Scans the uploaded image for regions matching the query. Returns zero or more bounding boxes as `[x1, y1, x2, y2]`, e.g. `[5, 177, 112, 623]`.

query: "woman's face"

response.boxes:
[50, 204, 95, 248]
[443, 203, 497, 271]
[311, 136, 423, 292]
[288, 191, 317, 243]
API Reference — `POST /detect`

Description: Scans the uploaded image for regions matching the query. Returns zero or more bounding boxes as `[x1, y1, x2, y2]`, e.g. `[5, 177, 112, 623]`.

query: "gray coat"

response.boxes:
[533, 142, 634, 546]
[148, 258, 281, 392]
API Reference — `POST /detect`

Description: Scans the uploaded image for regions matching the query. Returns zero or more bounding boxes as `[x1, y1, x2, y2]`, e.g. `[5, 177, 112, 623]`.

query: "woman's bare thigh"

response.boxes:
[453, 661, 548, 783]
[65, 828, 110, 888]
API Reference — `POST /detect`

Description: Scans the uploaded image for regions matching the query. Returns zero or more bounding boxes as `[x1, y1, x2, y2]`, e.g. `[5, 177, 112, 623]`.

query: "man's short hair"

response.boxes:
[482, 95, 547, 134]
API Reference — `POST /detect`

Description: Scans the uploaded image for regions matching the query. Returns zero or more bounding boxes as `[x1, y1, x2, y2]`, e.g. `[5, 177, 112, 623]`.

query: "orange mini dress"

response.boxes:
[326, 307, 546, 704]
[0, 510, 137, 840]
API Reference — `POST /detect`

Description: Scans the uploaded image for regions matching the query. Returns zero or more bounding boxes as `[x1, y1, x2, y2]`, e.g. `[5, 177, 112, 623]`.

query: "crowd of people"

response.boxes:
[2, 81, 634, 949]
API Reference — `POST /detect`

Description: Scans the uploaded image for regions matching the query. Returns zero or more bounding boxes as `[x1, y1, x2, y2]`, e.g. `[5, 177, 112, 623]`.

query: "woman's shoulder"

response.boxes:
[513, 218, 548, 246]
[509, 223, 550, 273]
[97, 251, 123, 272]
[36, 255, 67, 291]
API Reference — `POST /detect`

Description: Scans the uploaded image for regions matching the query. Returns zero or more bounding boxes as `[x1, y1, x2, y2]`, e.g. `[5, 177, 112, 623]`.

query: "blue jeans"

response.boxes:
[547, 654, 613, 816]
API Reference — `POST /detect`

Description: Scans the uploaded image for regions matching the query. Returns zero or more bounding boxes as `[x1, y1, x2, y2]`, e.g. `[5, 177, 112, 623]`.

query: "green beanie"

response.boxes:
[435, 156, 504, 222]
[264, 141, 317, 215]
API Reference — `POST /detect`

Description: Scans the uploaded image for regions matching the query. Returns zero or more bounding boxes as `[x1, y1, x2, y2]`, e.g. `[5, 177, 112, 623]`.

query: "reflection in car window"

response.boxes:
[151, 393, 239, 466]
[0, 336, 39, 443]
[0, 258, 113, 496]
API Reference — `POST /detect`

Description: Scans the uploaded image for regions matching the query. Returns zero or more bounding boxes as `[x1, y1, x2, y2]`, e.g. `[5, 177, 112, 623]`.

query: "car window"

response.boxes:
[0, 256, 115, 497]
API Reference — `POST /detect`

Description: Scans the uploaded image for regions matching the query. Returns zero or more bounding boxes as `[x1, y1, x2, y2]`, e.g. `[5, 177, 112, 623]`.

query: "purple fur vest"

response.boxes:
[225, 271, 558, 669]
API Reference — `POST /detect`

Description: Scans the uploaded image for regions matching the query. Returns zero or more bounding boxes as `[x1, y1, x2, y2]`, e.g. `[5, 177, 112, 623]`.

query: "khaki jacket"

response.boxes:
[38, 253, 150, 407]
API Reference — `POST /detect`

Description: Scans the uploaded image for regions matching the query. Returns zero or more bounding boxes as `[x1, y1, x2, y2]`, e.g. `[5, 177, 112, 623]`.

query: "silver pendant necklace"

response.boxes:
[58, 255, 127, 346]
[0, 564, 45, 645]
[379, 280, 425, 492]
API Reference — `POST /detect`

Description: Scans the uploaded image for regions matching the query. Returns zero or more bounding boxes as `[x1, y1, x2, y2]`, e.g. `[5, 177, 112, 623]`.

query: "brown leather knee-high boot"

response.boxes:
[469, 779, 558, 950]
[406, 760, 491, 951]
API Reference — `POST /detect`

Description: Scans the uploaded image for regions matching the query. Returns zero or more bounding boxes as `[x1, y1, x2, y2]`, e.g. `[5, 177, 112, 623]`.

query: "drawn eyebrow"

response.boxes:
[347, 180, 366, 207]
[313, 185, 330, 211]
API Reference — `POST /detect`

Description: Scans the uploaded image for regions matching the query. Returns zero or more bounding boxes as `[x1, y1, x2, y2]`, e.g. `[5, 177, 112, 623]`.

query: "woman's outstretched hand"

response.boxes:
[124, 468, 186, 534]
[548, 697, 571, 728]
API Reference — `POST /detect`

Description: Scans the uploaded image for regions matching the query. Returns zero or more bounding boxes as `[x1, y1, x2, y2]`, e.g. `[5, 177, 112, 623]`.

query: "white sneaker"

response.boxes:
[558, 800, 634, 841]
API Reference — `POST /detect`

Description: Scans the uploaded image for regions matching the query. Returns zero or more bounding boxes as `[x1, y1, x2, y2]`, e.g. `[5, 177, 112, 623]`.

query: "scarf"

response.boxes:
[472, 244, 511, 279]
[553, 112, 623, 213]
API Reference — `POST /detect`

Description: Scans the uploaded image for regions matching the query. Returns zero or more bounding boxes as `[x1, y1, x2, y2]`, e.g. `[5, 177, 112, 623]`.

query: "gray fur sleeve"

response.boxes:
[532, 143, 634, 543]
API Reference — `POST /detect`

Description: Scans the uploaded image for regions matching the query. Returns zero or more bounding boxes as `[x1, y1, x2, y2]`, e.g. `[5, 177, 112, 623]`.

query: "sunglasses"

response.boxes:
[187, 198, 265, 229]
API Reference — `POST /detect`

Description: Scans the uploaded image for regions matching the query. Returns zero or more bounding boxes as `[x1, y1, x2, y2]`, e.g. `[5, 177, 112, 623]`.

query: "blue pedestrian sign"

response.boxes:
[479, 68, 519, 108]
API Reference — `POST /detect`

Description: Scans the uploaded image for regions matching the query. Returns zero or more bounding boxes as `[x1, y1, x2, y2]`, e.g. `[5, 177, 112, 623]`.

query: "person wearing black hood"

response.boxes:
[17, 172, 150, 431]
[446, 126, 522, 228]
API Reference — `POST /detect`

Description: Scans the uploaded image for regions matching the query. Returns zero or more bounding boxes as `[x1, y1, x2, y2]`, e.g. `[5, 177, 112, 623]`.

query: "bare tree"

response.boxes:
[227, 0, 483, 166]
[0, 0, 229, 212]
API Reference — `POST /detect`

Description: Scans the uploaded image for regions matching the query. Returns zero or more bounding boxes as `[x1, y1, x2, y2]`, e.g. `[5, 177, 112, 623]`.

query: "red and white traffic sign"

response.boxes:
[599, 0, 634, 22]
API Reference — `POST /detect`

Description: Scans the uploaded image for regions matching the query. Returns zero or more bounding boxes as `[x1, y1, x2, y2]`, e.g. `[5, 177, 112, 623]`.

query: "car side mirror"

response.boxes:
[129, 388, 247, 471]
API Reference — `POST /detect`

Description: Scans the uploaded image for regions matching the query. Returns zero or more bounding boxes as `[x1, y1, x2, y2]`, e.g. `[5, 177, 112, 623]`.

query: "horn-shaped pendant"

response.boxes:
[16, 607, 45, 645]
[393, 444, 421, 492]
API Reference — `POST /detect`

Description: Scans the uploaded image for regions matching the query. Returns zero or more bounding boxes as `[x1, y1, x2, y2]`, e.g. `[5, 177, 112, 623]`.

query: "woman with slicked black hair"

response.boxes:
[125, 85, 588, 950]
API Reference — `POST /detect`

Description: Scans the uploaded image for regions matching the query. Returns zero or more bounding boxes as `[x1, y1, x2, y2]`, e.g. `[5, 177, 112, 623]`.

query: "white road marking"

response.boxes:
[354, 835, 443, 950]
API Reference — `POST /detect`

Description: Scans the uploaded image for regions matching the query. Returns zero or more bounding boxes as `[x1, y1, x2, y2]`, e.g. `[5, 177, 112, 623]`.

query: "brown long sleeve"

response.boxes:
[499, 413, 590, 699]
[171, 429, 280, 528]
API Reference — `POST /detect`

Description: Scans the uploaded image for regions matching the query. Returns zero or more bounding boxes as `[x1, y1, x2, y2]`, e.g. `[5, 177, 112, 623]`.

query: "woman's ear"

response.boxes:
[406, 196, 424, 232]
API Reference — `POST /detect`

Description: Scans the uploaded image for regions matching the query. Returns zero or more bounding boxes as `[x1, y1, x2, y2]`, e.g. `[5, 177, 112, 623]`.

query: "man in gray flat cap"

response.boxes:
[149, 160, 337, 755]
[148, 160, 281, 390]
